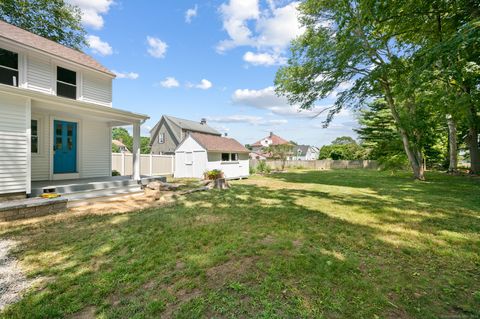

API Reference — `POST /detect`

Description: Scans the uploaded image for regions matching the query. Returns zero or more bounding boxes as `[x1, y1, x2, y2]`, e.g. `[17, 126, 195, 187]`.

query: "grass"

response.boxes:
[1, 169, 479, 318]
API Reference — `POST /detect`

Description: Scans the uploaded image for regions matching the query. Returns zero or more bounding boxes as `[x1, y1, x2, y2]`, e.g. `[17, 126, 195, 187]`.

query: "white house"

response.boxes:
[0, 21, 148, 198]
[175, 133, 250, 179]
[289, 145, 320, 161]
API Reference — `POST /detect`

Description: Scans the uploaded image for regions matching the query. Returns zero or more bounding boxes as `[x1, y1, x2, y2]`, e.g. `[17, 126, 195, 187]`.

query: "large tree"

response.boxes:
[275, 0, 432, 180]
[0, 0, 86, 50]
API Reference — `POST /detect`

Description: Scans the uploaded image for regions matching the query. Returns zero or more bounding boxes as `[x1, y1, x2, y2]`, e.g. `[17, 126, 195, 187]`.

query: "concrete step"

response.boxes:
[31, 179, 139, 197]
[62, 185, 143, 202]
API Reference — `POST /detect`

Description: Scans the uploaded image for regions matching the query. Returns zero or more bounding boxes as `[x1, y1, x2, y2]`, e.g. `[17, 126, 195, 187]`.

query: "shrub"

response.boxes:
[249, 165, 257, 175]
[112, 170, 121, 176]
[204, 169, 224, 180]
[378, 154, 409, 172]
[256, 160, 271, 174]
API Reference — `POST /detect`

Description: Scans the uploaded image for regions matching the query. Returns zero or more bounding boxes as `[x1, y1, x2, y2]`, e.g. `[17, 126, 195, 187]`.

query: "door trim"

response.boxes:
[49, 116, 82, 180]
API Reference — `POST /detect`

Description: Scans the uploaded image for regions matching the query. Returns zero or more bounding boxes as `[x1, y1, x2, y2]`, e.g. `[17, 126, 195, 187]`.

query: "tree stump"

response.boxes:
[213, 178, 230, 190]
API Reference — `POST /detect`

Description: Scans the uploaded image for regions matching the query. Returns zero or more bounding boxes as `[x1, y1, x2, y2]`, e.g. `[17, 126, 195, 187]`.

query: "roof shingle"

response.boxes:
[0, 20, 114, 76]
[190, 133, 249, 153]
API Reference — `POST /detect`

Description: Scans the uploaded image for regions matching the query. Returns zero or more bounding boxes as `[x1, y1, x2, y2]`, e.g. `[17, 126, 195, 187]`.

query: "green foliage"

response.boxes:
[264, 144, 294, 170]
[318, 137, 366, 160]
[112, 170, 121, 176]
[255, 160, 271, 174]
[112, 127, 151, 154]
[0, 0, 86, 50]
[204, 169, 223, 180]
[378, 154, 409, 173]
[249, 165, 256, 175]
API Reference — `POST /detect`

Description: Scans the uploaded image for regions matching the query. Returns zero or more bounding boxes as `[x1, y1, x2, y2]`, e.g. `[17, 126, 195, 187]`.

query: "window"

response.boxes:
[231, 153, 238, 161]
[57, 66, 76, 99]
[0, 48, 18, 86]
[221, 153, 230, 161]
[158, 132, 165, 144]
[31, 120, 38, 153]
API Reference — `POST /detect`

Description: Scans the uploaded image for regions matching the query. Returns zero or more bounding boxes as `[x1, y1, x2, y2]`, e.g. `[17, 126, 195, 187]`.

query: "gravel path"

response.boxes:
[0, 239, 31, 311]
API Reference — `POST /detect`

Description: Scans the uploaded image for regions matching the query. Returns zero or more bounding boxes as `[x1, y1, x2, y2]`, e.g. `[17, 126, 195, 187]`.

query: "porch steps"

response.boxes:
[30, 176, 167, 202]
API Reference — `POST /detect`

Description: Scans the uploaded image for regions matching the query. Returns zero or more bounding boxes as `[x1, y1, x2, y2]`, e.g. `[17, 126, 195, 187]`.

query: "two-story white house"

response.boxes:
[0, 21, 149, 198]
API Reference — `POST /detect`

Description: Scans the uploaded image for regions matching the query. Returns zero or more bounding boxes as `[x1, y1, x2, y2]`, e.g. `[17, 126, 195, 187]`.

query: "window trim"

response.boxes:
[31, 117, 41, 155]
[55, 66, 77, 100]
[158, 132, 165, 144]
[0, 47, 19, 87]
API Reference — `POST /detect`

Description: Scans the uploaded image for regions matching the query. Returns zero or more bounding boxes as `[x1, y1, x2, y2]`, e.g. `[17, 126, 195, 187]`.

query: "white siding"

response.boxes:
[206, 153, 249, 179]
[174, 136, 207, 178]
[27, 55, 53, 94]
[82, 120, 111, 178]
[0, 93, 28, 194]
[82, 73, 112, 106]
[31, 114, 50, 181]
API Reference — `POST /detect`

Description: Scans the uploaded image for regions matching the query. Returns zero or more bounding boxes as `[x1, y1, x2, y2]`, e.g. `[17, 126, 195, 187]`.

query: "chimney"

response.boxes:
[269, 132, 274, 137]
[200, 118, 207, 125]
[224, 133, 228, 137]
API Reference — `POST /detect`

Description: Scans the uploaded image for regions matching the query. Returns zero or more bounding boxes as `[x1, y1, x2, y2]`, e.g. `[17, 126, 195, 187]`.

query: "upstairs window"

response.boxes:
[158, 132, 165, 144]
[0, 48, 18, 86]
[57, 67, 76, 99]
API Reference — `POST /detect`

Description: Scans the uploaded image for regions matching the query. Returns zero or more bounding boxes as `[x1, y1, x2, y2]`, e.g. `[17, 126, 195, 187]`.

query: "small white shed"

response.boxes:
[175, 133, 250, 179]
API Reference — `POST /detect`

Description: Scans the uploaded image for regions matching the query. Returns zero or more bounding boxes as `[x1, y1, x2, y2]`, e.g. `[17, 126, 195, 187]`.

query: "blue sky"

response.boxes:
[69, 0, 358, 146]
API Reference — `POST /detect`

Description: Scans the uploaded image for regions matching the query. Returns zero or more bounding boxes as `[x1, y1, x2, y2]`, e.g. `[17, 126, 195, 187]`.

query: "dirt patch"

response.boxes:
[68, 306, 96, 319]
[0, 239, 33, 311]
[206, 256, 259, 286]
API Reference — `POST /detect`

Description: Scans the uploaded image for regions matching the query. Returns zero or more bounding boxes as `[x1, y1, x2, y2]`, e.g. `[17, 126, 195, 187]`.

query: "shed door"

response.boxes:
[185, 152, 193, 177]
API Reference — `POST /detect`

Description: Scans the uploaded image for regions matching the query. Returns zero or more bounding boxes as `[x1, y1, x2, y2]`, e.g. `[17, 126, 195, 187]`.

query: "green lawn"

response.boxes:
[1, 170, 479, 318]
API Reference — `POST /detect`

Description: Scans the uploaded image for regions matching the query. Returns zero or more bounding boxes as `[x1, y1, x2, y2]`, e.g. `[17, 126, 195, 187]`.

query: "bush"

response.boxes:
[112, 170, 121, 176]
[256, 160, 271, 174]
[378, 154, 409, 172]
[249, 165, 257, 175]
[204, 169, 224, 180]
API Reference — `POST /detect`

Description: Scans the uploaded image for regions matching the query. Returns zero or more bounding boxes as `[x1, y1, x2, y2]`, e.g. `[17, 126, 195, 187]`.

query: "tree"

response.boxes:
[112, 128, 133, 151]
[141, 137, 151, 154]
[0, 0, 86, 50]
[265, 144, 294, 170]
[275, 0, 431, 180]
[318, 137, 366, 160]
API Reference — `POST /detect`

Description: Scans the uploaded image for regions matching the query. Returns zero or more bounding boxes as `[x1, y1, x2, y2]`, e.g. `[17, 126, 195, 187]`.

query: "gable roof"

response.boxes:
[0, 20, 115, 77]
[190, 132, 249, 153]
[251, 132, 290, 147]
[293, 145, 311, 156]
[164, 115, 221, 136]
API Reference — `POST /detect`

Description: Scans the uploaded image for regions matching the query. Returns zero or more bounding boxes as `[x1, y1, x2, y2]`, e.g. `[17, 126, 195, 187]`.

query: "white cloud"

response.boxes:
[243, 51, 286, 66]
[112, 70, 139, 80]
[207, 115, 287, 126]
[86, 35, 112, 56]
[217, 0, 303, 65]
[147, 36, 168, 58]
[159, 77, 180, 88]
[232, 86, 330, 117]
[67, 0, 114, 29]
[185, 4, 198, 23]
[188, 79, 213, 90]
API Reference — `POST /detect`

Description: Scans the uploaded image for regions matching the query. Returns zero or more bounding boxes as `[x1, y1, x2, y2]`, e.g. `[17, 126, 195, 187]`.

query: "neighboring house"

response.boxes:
[150, 115, 221, 155]
[250, 132, 290, 153]
[0, 21, 148, 197]
[288, 145, 320, 160]
[249, 152, 267, 160]
[112, 139, 131, 154]
[175, 132, 249, 179]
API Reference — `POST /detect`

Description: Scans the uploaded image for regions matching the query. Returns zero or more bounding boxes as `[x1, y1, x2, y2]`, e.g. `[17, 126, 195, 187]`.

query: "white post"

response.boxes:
[121, 152, 125, 176]
[25, 98, 31, 195]
[149, 154, 153, 176]
[132, 122, 141, 180]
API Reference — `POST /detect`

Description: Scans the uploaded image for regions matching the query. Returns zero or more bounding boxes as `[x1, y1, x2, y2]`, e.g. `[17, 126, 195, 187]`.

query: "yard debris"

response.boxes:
[145, 181, 184, 191]
[179, 186, 209, 195]
[0, 240, 32, 311]
[212, 178, 230, 190]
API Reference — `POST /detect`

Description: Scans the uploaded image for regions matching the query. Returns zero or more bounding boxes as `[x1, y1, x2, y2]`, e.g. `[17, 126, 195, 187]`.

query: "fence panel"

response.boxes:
[250, 159, 378, 170]
[111, 153, 174, 176]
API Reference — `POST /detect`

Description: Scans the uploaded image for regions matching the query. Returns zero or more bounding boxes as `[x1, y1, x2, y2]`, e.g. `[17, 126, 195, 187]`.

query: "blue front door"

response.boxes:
[53, 120, 77, 174]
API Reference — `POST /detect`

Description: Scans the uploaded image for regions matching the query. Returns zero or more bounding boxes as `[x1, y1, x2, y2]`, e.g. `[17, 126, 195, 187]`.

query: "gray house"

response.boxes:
[150, 115, 221, 154]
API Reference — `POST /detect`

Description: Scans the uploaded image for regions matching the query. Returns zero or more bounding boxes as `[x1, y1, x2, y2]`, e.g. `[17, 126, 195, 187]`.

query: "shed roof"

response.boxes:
[0, 20, 115, 76]
[190, 132, 249, 153]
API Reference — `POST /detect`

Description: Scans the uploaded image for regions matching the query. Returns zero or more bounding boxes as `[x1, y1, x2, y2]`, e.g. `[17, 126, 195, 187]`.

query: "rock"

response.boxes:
[146, 181, 162, 190]
[144, 188, 161, 200]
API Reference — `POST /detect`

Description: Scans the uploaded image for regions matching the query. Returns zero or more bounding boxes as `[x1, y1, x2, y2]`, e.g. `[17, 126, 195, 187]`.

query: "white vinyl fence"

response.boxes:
[112, 153, 174, 176]
[250, 159, 378, 170]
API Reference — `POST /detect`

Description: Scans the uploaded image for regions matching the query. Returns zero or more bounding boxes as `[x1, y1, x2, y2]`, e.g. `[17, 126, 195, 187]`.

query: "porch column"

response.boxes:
[132, 121, 141, 180]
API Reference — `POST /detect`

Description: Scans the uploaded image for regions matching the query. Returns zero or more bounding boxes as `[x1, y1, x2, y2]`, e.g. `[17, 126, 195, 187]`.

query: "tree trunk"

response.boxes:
[467, 125, 480, 174]
[382, 82, 425, 180]
[446, 115, 458, 173]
